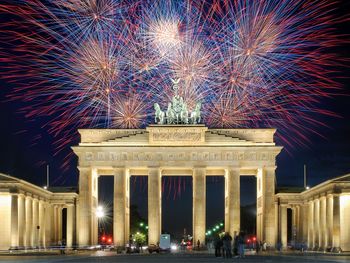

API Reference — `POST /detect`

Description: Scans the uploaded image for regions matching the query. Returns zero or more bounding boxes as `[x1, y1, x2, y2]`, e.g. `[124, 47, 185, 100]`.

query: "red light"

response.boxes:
[253, 237, 256, 241]
[108, 238, 112, 243]
[102, 236, 106, 241]
[247, 239, 250, 243]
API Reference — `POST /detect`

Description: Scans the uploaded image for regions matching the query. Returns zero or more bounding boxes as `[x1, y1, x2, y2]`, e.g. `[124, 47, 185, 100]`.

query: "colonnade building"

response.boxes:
[0, 173, 77, 250]
[0, 125, 349, 251]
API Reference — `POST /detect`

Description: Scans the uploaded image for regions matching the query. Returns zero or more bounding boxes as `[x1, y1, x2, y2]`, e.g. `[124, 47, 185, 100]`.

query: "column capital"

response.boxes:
[113, 167, 127, 176]
[77, 166, 91, 172]
[263, 166, 277, 171]
[226, 166, 240, 171]
[147, 166, 161, 173]
[193, 165, 206, 169]
[25, 194, 33, 200]
[112, 166, 126, 170]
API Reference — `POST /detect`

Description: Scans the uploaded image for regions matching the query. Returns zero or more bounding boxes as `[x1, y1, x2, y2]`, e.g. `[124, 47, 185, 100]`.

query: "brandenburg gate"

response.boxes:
[72, 125, 282, 247]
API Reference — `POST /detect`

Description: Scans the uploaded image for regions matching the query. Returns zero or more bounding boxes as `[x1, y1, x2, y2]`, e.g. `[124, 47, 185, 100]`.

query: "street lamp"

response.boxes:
[96, 206, 105, 218]
[96, 206, 105, 244]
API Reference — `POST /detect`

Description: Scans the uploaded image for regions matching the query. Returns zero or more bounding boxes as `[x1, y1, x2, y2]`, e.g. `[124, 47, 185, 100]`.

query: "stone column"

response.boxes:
[148, 167, 162, 245]
[45, 203, 52, 247]
[300, 204, 308, 244]
[308, 201, 315, 250]
[193, 167, 206, 246]
[52, 205, 58, 244]
[77, 167, 93, 247]
[25, 196, 33, 248]
[10, 194, 19, 248]
[295, 206, 300, 243]
[320, 196, 327, 250]
[332, 194, 340, 252]
[280, 205, 287, 249]
[224, 168, 240, 237]
[258, 167, 277, 247]
[326, 195, 333, 249]
[314, 199, 320, 249]
[18, 195, 26, 248]
[57, 206, 62, 243]
[291, 206, 297, 245]
[66, 205, 75, 248]
[113, 168, 130, 247]
[38, 201, 45, 247]
[32, 198, 39, 247]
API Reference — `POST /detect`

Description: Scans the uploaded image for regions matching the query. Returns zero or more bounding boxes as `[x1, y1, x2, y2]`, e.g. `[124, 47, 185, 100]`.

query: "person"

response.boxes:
[214, 235, 223, 257]
[277, 241, 282, 252]
[233, 234, 239, 257]
[262, 241, 267, 251]
[238, 232, 245, 258]
[197, 239, 200, 250]
[58, 240, 65, 255]
[256, 239, 260, 254]
[222, 232, 232, 258]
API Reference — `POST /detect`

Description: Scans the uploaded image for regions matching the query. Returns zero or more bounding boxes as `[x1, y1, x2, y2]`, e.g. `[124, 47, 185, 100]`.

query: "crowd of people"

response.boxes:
[214, 232, 267, 259]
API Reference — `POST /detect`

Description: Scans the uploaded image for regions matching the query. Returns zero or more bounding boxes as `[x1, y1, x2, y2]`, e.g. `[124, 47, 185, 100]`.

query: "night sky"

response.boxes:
[0, 1, 349, 239]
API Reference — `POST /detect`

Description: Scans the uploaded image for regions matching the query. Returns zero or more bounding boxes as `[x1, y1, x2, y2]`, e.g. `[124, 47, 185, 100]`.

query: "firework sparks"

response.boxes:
[0, 0, 344, 153]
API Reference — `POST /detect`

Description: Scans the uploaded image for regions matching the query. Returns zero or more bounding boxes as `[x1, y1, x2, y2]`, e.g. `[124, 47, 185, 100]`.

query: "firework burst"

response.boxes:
[0, 0, 345, 155]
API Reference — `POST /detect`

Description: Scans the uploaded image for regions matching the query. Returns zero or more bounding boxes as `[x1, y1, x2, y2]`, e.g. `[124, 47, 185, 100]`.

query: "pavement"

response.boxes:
[0, 251, 350, 263]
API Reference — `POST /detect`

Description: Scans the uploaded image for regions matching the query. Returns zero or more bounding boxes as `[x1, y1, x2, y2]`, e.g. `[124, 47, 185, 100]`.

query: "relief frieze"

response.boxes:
[83, 150, 277, 163]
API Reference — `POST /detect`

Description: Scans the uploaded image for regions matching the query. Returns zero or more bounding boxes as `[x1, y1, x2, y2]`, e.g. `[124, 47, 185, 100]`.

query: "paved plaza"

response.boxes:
[1, 252, 350, 263]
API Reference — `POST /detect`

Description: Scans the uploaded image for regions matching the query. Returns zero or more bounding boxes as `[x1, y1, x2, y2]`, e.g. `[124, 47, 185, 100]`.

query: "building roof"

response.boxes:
[0, 172, 77, 195]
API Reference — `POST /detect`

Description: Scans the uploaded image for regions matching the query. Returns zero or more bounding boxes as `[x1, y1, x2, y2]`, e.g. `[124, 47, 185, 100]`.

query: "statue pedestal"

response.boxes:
[146, 125, 207, 145]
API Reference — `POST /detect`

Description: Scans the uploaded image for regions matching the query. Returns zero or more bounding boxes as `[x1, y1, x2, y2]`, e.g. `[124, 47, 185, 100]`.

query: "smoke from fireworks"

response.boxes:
[0, 0, 345, 154]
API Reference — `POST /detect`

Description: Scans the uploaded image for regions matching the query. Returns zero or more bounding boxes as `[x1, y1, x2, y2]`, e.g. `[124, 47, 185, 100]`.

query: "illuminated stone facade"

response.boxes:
[276, 174, 350, 252]
[1, 125, 349, 251]
[72, 125, 282, 247]
[0, 173, 77, 250]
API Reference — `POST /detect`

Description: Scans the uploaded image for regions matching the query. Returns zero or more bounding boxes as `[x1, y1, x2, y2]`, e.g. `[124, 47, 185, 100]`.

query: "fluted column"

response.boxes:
[295, 206, 300, 243]
[25, 196, 33, 248]
[45, 203, 52, 247]
[52, 205, 58, 244]
[32, 198, 39, 247]
[326, 195, 333, 249]
[38, 201, 45, 247]
[10, 194, 19, 248]
[257, 167, 277, 247]
[280, 205, 287, 249]
[57, 206, 62, 243]
[18, 195, 26, 248]
[332, 194, 340, 251]
[300, 204, 308, 244]
[77, 167, 94, 247]
[66, 204, 75, 247]
[291, 206, 297, 244]
[193, 167, 206, 246]
[307, 201, 314, 249]
[314, 199, 320, 249]
[225, 168, 240, 237]
[320, 196, 327, 249]
[148, 167, 161, 245]
[113, 168, 130, 247]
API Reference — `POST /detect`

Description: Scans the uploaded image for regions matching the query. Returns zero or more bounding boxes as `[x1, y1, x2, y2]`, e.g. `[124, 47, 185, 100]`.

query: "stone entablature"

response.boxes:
[0, 174, 77, 203]
[73, 147, 280, 169]
[78, 126, 277, 145]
